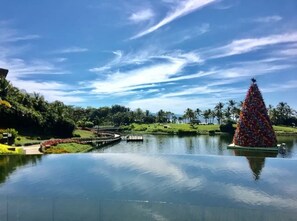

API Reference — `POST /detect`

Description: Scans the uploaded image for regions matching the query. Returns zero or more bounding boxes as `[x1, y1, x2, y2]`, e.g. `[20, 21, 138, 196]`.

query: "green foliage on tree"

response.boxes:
[0, 79, 75, 137]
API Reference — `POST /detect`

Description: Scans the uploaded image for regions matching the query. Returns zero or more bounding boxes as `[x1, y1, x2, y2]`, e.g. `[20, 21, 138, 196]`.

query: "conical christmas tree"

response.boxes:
[233, 79, 277, 147]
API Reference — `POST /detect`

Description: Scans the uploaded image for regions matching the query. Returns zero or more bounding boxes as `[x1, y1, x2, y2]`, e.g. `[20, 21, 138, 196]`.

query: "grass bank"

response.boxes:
[122, 123, 221, 135]
[273, 126, 297, 136]
[122, 123, 297, 136]
[73, 129, 95, 138]
[44, 142, 93, 154]
[12, 129, 94, 147]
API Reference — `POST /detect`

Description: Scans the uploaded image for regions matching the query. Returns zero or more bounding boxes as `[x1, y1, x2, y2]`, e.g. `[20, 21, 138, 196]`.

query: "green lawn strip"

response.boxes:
[44, 142, 93, 154]
[14, 136, 41, 146]
[128, 123, 220, 134]
[73, 129, 95, 138]
[273, 126, 297, 133]
[0, 144, 24, 154]
[13, 129, 94, 146]
[126, 123, 297, 136]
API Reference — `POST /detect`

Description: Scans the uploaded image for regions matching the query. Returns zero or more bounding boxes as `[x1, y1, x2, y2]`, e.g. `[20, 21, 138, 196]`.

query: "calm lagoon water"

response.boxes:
[96, 134, 297, 158]
[1, 135, 297, 221]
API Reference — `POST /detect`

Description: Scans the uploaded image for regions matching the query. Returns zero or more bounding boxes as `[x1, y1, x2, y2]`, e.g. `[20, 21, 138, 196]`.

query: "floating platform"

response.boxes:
[126, 136, 143, 142]
[227, 143, 278, 152]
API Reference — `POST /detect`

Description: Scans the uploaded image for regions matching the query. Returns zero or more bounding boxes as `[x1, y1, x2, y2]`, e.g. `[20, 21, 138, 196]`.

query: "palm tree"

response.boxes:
[195, 108, 201, 123]
[276, 102, 292, 124]
[210, 110, 216, 124]
[224, 106, 232, 121]
[156, 109, 166, 123]
[202, 109, 211, 123]
[228, 99, 236, 120]
[184, 108, 195, 123]
[215, 102, 224, 124]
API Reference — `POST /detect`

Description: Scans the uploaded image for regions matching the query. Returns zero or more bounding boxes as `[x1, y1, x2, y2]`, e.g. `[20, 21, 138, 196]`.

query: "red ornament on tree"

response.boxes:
[233, 79, 277, 147]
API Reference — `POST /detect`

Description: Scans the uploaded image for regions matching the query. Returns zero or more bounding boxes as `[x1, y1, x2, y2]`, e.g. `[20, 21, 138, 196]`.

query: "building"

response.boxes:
[0, 68, 9, 78]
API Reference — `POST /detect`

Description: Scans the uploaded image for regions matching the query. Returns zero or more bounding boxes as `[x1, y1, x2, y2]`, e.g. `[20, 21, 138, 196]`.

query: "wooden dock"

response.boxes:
[126, 135, 143, 142]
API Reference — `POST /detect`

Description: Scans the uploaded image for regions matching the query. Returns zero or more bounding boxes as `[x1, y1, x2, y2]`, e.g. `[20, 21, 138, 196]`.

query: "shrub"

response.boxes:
[177, 129, 197, 136]
[209, 130, 216, 136]
[220, 122, 235, 134]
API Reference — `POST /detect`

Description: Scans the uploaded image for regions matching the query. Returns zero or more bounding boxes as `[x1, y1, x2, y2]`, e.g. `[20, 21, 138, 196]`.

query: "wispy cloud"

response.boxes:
[2, 34, 40, 42]
[262, 80, 297, 93]
[55, 46, 89, 54]
[253, 15, 282, 23]
[207, 32, 297, 58]
[125, 55, 296, 113]
[129, 9, 154, 23]
[0, 58, 68, 76]
[0, 22, 84, 104]
[173, 23, 210, 44]
[130, 0, 216, 39]
[87, 51, 202, 94]
[10, 79, 86, 103]
[89, 48, 202, 73]
[0, 22, 40, 43]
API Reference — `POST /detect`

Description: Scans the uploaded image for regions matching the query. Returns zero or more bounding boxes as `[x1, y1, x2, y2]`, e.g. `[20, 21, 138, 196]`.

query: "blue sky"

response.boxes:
[1, 0, 297, 113]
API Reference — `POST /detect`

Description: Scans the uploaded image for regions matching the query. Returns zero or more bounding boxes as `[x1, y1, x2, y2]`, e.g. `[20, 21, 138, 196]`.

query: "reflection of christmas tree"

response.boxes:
[233, 79, 277, 147]
[234, 150, 277, 180]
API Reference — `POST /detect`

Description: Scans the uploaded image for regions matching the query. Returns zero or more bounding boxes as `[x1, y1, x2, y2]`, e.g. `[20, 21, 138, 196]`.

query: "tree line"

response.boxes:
[1, 78, 296, 137]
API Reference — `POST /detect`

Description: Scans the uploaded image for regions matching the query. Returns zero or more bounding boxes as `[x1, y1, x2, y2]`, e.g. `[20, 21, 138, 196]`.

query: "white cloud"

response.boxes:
[253, 15, 282, 23]
[129, 9, 154, 23]
[10, 79, 86, 103]
[55, 57, 68, 62]
[131, 0, 216, 39]
[0, 23, 84, 104]
[0, 22, 40, 43]
[55, 46, 89, 53]
[0, 58, 68, 76]
[208, 32, 297, 58]
[125, 56, 295, 113]
[277, 48, 297, 56]
[90, 61, 184, 94]
[2, 34, 40, 42]
[262, 80, 297, 93]
[89, 49, 203, 74]
[88, 51, 202, 94]
[173, 23, 210, 44]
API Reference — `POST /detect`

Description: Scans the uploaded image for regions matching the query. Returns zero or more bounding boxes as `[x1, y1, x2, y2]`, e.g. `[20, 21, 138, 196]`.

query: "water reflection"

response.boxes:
[234, 150, 278, 180]
[0, 155, 42, 184]
[97, 134, 297, 158]
[0, 154, 297, 220]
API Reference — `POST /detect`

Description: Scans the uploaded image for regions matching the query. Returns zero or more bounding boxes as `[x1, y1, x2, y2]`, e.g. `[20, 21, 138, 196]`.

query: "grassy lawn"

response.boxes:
[44, 142, 93, 154]
[73, 129, 95, 138]
[126, 123, 221, 135]
[273, 126, 297, 134]
[0, 144, 24, 154]
[13, 129, 94, 146]
[14, 136, 42, 146]
[124, 123, 297, 136]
